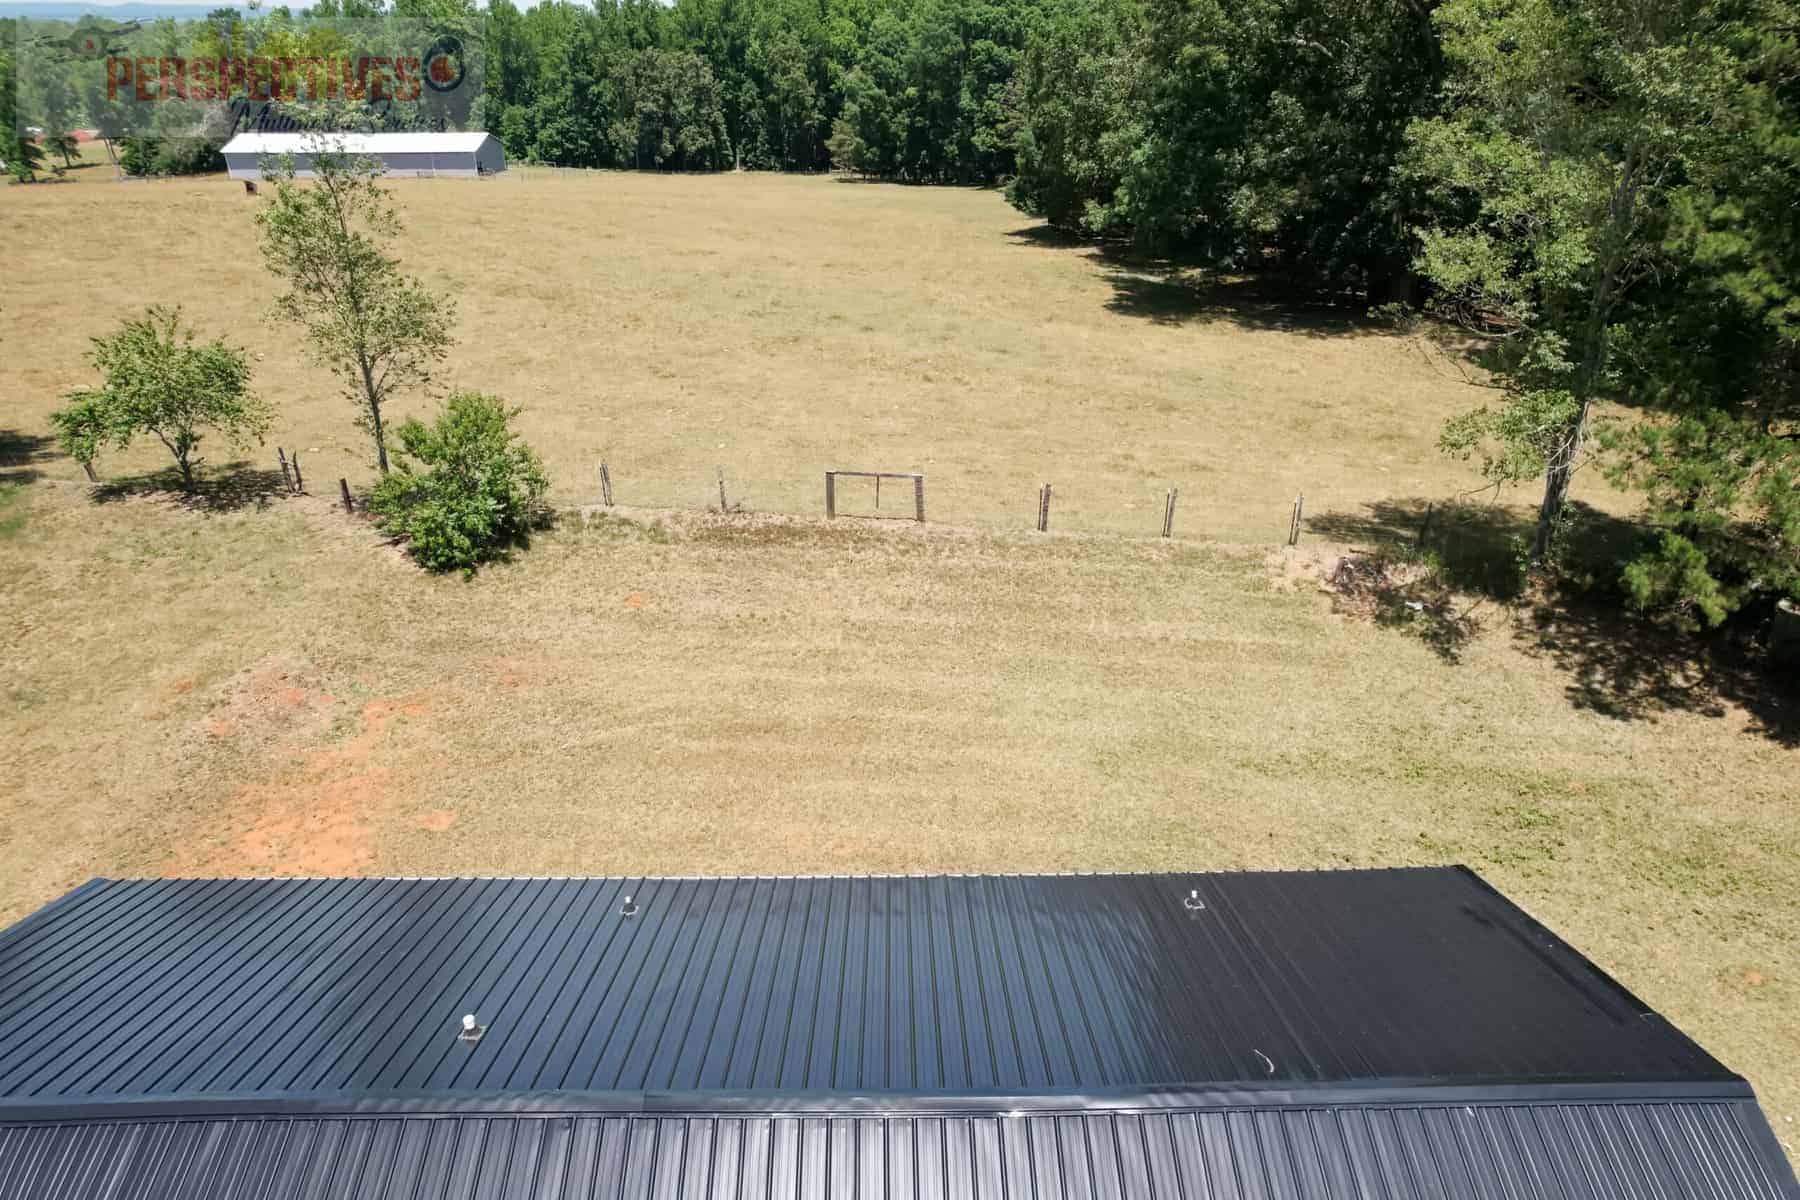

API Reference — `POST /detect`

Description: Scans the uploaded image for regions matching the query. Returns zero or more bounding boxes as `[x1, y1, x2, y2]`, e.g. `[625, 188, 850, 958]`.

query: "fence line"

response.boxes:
[512, 460, 1321, 546]
[293, 441, 1416, 548]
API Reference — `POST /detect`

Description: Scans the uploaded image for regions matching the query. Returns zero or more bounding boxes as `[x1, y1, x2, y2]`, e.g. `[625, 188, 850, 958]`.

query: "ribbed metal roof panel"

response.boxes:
[0, 870, 1733, 1105]
[2, 1100, 1794, 1200]
[221, 131, 497, 156]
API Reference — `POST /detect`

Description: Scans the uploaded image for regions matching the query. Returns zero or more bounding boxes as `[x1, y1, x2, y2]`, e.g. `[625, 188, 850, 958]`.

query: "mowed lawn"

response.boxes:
[0, 171, 1795, 1152]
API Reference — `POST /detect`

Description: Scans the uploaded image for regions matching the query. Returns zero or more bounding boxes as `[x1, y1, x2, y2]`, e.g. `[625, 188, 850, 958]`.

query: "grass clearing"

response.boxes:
[3, 168, 1610, 540]
[0, 169, 1793, 1155]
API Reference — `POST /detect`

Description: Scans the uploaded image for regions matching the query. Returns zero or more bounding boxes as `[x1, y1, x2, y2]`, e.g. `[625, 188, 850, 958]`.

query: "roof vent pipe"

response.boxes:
[620, 894, 639, 917]
[1184, 889, 1205, 911]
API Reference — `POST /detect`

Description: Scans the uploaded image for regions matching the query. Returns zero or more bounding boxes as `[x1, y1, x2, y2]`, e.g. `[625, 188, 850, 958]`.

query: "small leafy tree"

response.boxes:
[256, 146, 456, 474]
[369, 391, 549, 573]
[42, 130, 79, 169]
[51, 307, 270, 492]
[826, 117, 864, 174]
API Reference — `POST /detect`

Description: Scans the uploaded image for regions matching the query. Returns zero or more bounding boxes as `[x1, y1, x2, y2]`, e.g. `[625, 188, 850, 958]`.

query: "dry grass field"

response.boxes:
[5, 166, 1595, 537]
[0, 170, 1795, 1152]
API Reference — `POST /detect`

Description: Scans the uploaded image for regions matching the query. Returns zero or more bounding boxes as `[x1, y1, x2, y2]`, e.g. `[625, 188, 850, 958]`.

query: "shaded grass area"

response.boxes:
[1310, 496, 1800, 745]
[90, 463, 295, 514]
[0, 489, 1793, 1148]
[1002, 225, 1402, 338]
[0, 429, 57, 486]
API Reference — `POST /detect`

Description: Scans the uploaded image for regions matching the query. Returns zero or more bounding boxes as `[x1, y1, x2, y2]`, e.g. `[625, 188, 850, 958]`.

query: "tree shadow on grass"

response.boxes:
[1518, 592, 1799, 746]
[1306, 496, 1538, 601]
[1101, 272, 1384, 336]
[0, 430, 58, 486]
[1309, 496, 1798, 743]
[1004, 223, 1386, 337]
[89, 463, 292, 513]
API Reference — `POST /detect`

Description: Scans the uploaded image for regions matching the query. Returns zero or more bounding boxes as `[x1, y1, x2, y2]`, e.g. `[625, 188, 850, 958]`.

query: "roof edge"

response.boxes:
[85, 865, 1466, 885]
[0, 877, 109, 956]
[0, 1077, 1757, 1126]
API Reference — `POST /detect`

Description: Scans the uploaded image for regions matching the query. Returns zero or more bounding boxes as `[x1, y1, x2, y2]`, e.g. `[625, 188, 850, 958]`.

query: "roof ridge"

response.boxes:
[0, 1076, 1760, 1126]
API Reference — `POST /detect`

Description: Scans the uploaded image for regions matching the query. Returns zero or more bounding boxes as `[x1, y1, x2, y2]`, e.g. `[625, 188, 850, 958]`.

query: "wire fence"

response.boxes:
[532, 458, 1335, 548]
[492, 163, 622, 182]
[287, 448, 1525, 554]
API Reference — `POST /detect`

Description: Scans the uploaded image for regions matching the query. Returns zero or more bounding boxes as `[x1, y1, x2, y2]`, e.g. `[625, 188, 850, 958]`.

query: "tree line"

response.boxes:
[477, 0, 1031, 180]
[1008, 0, 1798, 628]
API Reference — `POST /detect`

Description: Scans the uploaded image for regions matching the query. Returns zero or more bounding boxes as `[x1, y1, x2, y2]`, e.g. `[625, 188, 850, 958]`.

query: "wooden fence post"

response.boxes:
[717, 466, 728, 512]
[289, 451, 303, 493]
[276, 448, 294, 494]
[1037, 483, 1051, 533]
[598, 461, 613, 507]
[1162, 487, 1179, 538]
[339, 477, 354, 514]
[825, 472, 836, 519]
[913, 474, 925, 523]
[1288, 493, 1305, 546]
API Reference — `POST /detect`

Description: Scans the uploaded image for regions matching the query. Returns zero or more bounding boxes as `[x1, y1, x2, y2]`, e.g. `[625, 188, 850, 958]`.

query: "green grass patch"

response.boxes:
[0, 486, 27, 540]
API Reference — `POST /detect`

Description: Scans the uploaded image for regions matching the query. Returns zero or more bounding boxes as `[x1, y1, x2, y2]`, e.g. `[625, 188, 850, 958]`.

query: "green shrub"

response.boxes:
[369, 392, 549, 573]
[118, 136, 156, 177]
[153, 136, 225, 176]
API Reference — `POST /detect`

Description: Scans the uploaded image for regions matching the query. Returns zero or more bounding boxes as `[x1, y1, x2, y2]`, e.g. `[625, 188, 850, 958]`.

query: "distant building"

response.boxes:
[221, 131, 504, 180]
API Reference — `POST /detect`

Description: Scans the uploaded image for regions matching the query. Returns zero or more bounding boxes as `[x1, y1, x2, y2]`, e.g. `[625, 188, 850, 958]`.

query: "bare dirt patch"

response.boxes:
[191, 654, 338, 746]
[1262, 543, 1343, 593]
[222, 771, 385, 876]
[174, 688, 438, 877]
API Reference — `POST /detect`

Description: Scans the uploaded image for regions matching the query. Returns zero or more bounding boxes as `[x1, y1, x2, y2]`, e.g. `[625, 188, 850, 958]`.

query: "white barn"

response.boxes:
[222, 131, 504, 180]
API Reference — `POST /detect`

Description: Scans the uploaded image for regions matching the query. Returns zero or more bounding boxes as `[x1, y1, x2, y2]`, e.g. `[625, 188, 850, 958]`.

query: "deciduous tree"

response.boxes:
[1410, 0, 1747, 564]
[51, 307, 269, 492]
[42, 129, 78, 169]
[256, 146, 456, 474]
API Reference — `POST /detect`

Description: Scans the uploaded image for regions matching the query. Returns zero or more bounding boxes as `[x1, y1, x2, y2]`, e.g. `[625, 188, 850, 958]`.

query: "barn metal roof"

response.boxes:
[4, 1100, 1794, 1200]
[220, 131, 496, 157]
[0, 869, 1794, 1199]
[0, 870, 1733, 1105]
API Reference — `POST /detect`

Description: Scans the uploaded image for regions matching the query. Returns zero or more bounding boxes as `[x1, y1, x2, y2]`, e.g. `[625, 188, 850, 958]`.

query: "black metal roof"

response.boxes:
[0, 868, 1794, 1199]
[4, 1099, 1795, 1200]
[0, 870, 1735, 1104]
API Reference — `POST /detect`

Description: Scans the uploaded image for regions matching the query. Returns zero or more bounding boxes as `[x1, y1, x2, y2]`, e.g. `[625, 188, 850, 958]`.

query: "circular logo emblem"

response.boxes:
[421, 36, 465, 94]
